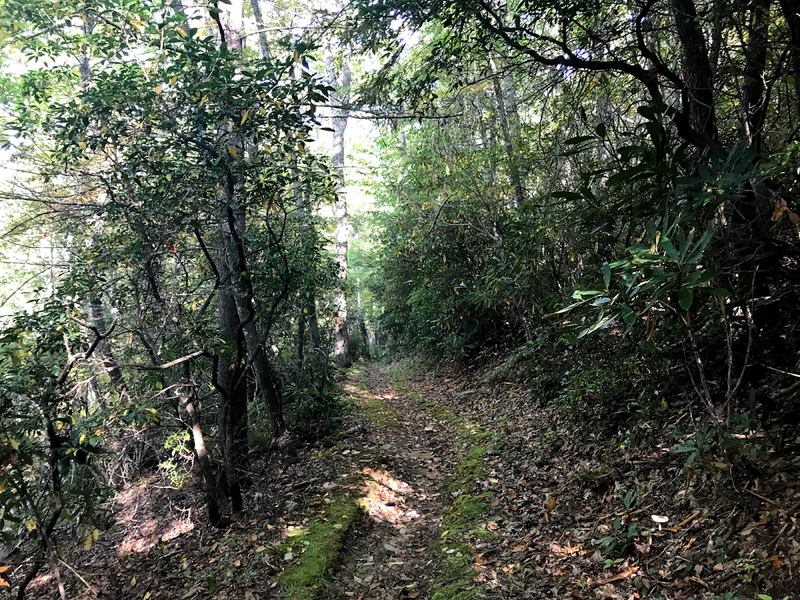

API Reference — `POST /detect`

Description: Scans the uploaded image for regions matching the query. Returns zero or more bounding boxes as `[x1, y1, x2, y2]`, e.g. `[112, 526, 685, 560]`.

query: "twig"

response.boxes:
[58, 558, 91, 591]
[744, 488, 776, 505]
[761, 364, 800, 378]
[664, 510, 702, 532]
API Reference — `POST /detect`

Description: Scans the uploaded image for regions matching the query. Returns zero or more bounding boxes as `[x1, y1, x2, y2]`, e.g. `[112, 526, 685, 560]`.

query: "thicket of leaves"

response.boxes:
[0, 0, 345, 571]
[362, 0, 800, 435]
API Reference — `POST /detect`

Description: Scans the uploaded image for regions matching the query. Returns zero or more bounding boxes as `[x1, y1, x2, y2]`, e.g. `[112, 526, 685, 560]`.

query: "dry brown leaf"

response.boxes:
[773, 199, 788, 221]
[769, 555, 784, 569]
[545, 497, 557, 510]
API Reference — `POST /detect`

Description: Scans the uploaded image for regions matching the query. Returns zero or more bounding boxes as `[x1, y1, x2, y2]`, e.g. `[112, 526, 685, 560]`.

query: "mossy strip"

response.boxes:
[383, 363, 508, 600]
[278, 495, 360, 600]
[345, 368, 403, 428]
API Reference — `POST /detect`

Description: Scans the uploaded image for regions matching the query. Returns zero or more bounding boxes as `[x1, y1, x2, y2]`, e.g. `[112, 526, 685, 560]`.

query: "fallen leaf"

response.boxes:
[769, 555, 783, 569]
[545, 497, 557, 510]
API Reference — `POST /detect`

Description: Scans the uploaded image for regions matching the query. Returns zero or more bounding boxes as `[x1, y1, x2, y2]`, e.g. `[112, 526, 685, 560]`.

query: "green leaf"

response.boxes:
[620, 304, 636, 327]
[637, 105, 656, 120]
[595, 123, 606, 138]
[602, 262, 611, 288]
[661, 239, 680, 261]
[590, 297, 611, 306]
[563, 135, 595, 145]
[551, 191, 584, 201]
[685, 270, 719, 287]
[678, 287, 693, 311]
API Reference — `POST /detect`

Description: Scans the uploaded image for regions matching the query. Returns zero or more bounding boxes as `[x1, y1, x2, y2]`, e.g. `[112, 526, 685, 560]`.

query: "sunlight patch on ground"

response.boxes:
[359, 468, 421, 526]
[113, 477, 196, 554]
[28, 571, 55, 590]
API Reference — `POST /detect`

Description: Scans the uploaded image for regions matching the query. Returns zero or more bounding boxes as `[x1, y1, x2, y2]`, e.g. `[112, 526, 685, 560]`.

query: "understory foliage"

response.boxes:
[0, 0, 347, 591]
[1, 0, 800, 597]
[358, 0, 800, 467]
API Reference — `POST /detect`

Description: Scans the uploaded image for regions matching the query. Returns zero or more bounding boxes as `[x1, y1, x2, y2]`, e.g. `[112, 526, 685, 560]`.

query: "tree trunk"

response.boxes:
[90, 298, 123, 392]
[213, 0, 250, 502]
[219, 0, 244, 52]
[671, 0, 718, 143]
[182, 382, 222, 527]
[216, 228, 249, 479]
[292, 173, 325, 386]
[489, 57, 525, 208]
[741, 0, 770, 154]
[250, 0, 270, 59]
[779, 0, 800, 109]
[222, 207, 285, 438]
[295, 306, 306, 377]
[326, 47, 352, 368]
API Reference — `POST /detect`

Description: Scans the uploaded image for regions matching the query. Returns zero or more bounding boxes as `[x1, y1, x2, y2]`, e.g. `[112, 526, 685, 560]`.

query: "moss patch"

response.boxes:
[277, 495, 360, 600]
[344, 368, 403, 429]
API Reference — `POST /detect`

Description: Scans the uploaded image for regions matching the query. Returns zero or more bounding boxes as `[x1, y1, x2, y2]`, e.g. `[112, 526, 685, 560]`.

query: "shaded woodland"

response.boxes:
[0, 0, 799, 599]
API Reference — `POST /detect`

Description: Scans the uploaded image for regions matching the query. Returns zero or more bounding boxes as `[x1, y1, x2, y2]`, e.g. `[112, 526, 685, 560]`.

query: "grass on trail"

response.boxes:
[277, 495, 361, 600]
[278, 367, 402, 600]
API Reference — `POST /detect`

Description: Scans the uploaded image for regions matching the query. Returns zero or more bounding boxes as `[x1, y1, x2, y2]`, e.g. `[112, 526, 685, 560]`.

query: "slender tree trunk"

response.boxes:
[779, 0, 800, 109]
[90, 298, 123, 393]
[182, 382, 222, 526]
[250, 0, 270, 59]
[295, 307, 306, 377]
[741, 0, 770, 154]
[216, 233, 249, 478]
[486, 91, 498, 184]
[222, 207, 285, 437]
[489, 58, 525, 208]
[212, 0, 250, 504]
[292, 172, 324, 385]
[327, 47, 352, 368]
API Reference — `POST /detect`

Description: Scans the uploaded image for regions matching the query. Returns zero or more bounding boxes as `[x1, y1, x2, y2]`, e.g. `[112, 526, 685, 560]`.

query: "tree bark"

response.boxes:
[250, 0, 270, 59]
[327, 47, 352, 368]
[292, 172, 325, 386]
[90, 298, 124, 392]
[489, 57, 525, 208]
[741, 0, 770, 154]
[216, 229, 249, 479]
[671, 0, 718, 143]
[222, 207, 285, 438]
[779, 0, 800, 108]
[182, 382, 222, 526]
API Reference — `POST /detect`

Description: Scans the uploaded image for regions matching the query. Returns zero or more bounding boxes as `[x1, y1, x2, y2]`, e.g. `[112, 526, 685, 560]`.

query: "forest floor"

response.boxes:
[16, 359, 800, 600]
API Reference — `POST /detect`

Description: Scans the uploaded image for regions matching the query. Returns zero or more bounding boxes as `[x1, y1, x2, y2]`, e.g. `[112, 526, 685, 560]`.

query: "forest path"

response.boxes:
[320, 364, 458, 600]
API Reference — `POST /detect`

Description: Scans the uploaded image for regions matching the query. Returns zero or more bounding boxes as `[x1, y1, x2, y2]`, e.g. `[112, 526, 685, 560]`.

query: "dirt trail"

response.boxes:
[322, 366, 458, 599]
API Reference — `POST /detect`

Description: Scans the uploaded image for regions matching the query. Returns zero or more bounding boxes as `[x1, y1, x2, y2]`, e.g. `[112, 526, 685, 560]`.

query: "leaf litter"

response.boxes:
[16, 360, 800, 600]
